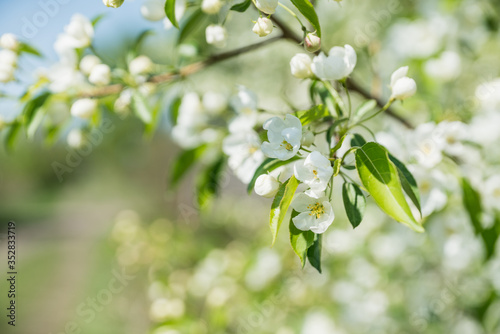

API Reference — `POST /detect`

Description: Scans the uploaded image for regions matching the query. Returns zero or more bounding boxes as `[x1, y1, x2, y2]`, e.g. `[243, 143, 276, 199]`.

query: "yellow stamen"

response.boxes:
[307, 202, 325, 219]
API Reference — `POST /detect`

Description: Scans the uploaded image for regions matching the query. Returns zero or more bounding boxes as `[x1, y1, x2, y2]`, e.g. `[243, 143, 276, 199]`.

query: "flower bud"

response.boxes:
[304, 33, 321, 53]
[141, 0, 166, 21]
[129, 55, 154, 75]
[301, 129, 314, 146]
[67, 129, 85, 148]
[252, 17, 273, 37]
[390, 66, 417, 100]
[0, 50, 18, 67]
[103, 0, 125, 8]
[290, 53, 313, 79]
[0, 33, 19, 51]
[255, 174, 280, 198]
[0, 65, 15, 83]
[205, 25, 227, 48]
[255, 0, 278, 14]
[80, 55, 101, 75]
[71, 99, 98, 119]
[88, 64, 111, 86]
[201, 0, 222, 14]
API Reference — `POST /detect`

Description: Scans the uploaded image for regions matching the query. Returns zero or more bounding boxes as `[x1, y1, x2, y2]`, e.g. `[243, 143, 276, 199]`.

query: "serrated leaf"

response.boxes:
[295, 105, 329, 126]
[289, 0, 321, 37]
[355, 142, 423, 232]
[307, 234, 322, 273]
[132, 92, 152, 124]
[178, 9, 206, 44]
[290, 210, 315, 266]
[230, 0, 251, 12]
[247, 157, 300, 194]
[342, 182, 366, 228]
[170, 145, 207, 187]
[389, 154, 421, 216]
[350, 133, 366, 147]
[270, 175, 300, 246]
[165, 0, 179, 28]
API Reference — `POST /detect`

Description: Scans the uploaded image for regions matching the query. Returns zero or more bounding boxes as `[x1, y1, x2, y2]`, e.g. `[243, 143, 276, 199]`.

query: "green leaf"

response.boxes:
[462, 178, 500, 260]
[389, 154, 422, 216]
[307, 234, 322, 273]
[170, 96, 182, 125]
[331, 133, 347, 154]
[197, 156, 226, 208]
[355, 142, 423, 232]
[4, 121, 21, 152]
[18, 42, 42, 57]
[289, 0, 321, 37]
[178, 9, 206, 44]
[333, 159, 341, 176]
[165, 0, 179, 28]
[134, 29, 154, 53]
[350, 133, 366, 147]
[132, 92, 152, 124]
[170, 145, 207, 187]
[270, 175, 300, 246]
[23, 92, 51, 133]
[342, 182, 366, 228]
[91, 14, 106, 27]
[325, 118, 348, 147]
[290, 210, 315, 266]
[295, 105, 329, 126]
[247, 157, 300, 194]
[353, 99, 377, 122]
[230, 0, 252, 12]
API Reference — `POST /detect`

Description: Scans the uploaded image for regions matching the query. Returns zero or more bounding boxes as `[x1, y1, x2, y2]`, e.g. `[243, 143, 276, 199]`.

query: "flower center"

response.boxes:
[312, 169, 318, 179]
[493, 188, 500, 198]
[281, 140, 293, 151]
[249, 145, 258, 154]
[308, 202, 325, 219]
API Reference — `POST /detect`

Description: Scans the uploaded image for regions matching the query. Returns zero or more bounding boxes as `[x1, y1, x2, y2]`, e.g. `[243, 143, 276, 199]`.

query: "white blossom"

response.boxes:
[103, 0, 125, 8]
[409, 122, 442, 169]
[294, 151, 333, 192]
[252, 17, 273, 37]
[223, 131, 265, 184]
[261, 114, 302, 161]
[482, 175, 500, 212]
[255, 0, 278, 14]
[390, 66, 416, 100]
[290, 53, 313, 79]
[312, 45, 356, 81]
[88, 64, 111, 86]
[0, 33, 19, 51]
[0, 49, 17, 67]
[141, 0, 167, 21]
[67, 129, 85, 148]
[202, 92, 227, 115]
[424, 51, 461, 81]
[206, 25, 227, 48]
[80, 55, 101, 75]
[434, 121, 467, 156]
[201, 0, 222, 14]
[62, 14, 94, 49]
[254, 174, 280, 198]
[71, 98, 98, 119]
[291, 192, 334, 234]
[129, 55, 154, 75]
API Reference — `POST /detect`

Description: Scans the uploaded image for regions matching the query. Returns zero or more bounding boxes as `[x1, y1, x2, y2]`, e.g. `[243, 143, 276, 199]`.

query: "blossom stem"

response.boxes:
[353, 100, 393, 127]
[277, 2, 306, 31]
[322, 81, 346, 117]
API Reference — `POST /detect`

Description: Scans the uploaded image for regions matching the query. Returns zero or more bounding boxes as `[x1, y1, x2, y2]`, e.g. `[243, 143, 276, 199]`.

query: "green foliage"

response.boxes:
[132, 92, 152, 124]
[18, 42, 42, 57]
[289, 210, 315, 267]
[462, 178, 500, 260]
[23, 92, 51, 137]
[270, 175, 300, 246]
[178, 9, 207, 44]
[307, 234, 322, 273]
[197, 156, 226, 208]
[389, 154, 422, 216]
[295, 105, 330, 125]
[230, 0, 252, 12]
[164, 0, 179, 28]
[289, 0, 322, 37]
[342, 182, 366, 228]
[170, 145, 207, 188]
[350, 133, 366, 147]
[355, 142, 423, 232]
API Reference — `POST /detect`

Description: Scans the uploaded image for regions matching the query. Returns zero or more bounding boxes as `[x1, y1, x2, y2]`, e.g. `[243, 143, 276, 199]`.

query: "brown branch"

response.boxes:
[271, 16, 415, 129]
[81, 35, 283, 98]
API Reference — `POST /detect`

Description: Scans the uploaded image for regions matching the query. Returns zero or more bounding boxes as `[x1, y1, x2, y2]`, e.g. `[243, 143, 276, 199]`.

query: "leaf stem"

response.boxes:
[322, 80, 346, 117]
[278, 2, 306, 31]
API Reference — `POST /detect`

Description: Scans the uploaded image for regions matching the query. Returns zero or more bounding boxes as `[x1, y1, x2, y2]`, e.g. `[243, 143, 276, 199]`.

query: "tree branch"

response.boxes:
[271, 15, 414, 129]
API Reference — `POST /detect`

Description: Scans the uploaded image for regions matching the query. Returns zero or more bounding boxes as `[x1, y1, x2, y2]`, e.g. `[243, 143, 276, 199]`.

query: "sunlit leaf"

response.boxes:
[290, 210, 315, 266]
[165, 0, 179, 28]
[307, 234, 322, 273]
[289, 0, 322, 37]
[342, 182, 366, 228]
[230, 0, 252, 12]
[389, 154, 421, 216]
[270, 175, 300, 246]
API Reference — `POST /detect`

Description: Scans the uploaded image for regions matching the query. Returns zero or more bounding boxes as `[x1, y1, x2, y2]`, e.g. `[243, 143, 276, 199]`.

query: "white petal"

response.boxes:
[390, 66, 409, 87]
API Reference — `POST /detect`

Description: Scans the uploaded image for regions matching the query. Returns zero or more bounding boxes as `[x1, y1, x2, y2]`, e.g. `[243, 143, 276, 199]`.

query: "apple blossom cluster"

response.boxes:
[0, 34, 20, 83]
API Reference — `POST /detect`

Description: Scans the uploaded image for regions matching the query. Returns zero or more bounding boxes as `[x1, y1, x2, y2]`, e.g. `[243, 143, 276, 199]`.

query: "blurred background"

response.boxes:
[1, 0, 500, 333]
